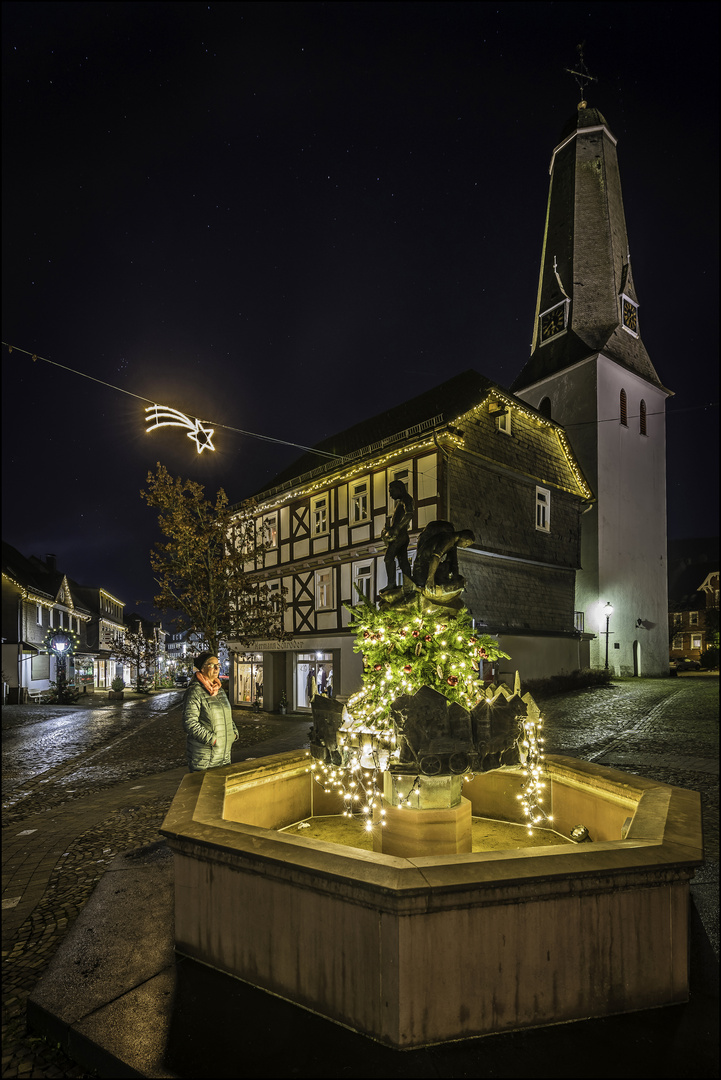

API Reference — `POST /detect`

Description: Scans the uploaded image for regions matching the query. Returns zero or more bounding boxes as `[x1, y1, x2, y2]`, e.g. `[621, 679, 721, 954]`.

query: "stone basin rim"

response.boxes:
[160, 750, 703, 892]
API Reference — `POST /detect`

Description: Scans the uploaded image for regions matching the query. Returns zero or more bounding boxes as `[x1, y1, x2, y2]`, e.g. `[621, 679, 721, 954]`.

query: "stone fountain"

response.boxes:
[159, 520, 703, 1048]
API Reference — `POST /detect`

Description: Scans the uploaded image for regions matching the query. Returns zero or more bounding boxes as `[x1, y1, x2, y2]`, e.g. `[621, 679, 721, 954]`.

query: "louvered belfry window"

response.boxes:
[620, 389, 628, 426]
[640, 399, 647, 435]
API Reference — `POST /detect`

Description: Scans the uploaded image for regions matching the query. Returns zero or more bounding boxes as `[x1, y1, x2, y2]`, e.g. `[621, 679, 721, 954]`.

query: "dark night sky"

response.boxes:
[2, 1, 718, 615]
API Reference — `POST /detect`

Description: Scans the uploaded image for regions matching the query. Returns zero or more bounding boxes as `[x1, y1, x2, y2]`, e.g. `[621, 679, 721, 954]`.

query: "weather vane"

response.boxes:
[145, 404, 215, 453]
[564, 42, 597, 106]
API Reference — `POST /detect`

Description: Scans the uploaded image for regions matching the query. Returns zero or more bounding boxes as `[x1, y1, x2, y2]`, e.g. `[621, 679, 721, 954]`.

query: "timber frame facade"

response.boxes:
[227, 371, 595, 712]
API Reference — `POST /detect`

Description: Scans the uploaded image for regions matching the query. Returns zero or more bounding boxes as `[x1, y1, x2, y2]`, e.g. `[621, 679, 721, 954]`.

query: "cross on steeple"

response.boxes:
[564, 42, 597, 106]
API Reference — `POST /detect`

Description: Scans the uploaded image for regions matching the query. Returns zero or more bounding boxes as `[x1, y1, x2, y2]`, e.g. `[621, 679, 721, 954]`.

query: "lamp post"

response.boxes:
[603, 602, 614, 671]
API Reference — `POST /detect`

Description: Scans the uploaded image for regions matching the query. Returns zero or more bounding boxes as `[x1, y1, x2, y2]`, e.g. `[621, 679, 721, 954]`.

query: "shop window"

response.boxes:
[31, 653, 50, 680]
[535, 487, 550, 532]
[315, 568, 334, 610]
[640, 399, 647, 436]
[350, 478, 370, 523]
[296, 651, 334, 709]
[620, 389, 628, 426]
[311, 494, 329, 536]
[353, 560, 374, 601]
[235, 652, 263, 707]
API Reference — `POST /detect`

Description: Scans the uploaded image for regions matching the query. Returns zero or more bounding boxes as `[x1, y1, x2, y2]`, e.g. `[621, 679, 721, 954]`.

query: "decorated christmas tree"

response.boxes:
[346, 592, 509, 727]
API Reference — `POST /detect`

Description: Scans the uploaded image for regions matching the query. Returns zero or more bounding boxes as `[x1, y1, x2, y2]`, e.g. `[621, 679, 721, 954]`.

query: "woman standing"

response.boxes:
[182, 652, 238, 772]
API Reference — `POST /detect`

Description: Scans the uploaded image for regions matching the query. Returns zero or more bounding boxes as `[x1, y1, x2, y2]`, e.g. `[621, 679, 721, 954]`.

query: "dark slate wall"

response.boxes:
[458, 550, 576, 634]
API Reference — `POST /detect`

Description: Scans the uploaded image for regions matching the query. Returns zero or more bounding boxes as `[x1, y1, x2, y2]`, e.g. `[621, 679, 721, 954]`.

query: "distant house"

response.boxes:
[123, 612, 169, 686]
[669, 565, 719, 663]
[166, 629, 229, 680]
[1, 544, 93, 701]
[73, 584, 129, 688]
[228, 370, 594, 711]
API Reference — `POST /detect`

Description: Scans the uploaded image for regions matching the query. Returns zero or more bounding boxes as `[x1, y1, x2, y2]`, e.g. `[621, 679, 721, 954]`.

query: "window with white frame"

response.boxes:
[350, 477, 370, 523]
[267, 580, 282, 609]
[691, 635, 702, 650]
[36, 604, 43, 625]
[311, 493, 329, 536]
[315, 568, 334, 610]
[535, 487, 551, 532]
[673, 613, 683, 626]
[673, 634, 684, 650]
[388, 463, 413, 498]
[496, 408, 512, 435]
[689, 612, 698, 626]
[260, 512, 278, 549]
[352, 560, 374, 601]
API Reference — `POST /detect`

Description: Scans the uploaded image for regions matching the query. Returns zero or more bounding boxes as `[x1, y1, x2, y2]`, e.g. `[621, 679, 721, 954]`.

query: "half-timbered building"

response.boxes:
[228, 370, 594, 711]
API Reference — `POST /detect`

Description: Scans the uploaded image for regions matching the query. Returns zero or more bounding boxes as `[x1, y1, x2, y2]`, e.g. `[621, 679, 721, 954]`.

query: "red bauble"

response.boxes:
[363, 630, 370, 639]
[412, 629, 420, 638]
[479, 648, 487, 659]
[447, 676, 458, 687]
[469, 636, 476, 644]
[424, 634, 431, 641]
[374, 663, 382, 671]
[404, 664, 412, 673]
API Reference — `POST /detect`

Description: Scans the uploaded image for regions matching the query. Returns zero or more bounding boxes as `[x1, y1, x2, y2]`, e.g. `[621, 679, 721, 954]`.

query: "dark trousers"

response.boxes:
[384, 536, 412, 586]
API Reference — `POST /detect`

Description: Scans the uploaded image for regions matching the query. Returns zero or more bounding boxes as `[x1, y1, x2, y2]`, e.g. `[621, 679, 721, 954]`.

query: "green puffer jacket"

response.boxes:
[182, 676, 238, 772]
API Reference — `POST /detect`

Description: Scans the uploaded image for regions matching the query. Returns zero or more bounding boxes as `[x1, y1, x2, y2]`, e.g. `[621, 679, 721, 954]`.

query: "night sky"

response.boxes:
[2, 1, 718, 616]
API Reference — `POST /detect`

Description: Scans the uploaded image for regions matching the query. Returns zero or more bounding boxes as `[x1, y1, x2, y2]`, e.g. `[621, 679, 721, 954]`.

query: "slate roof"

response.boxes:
[512, 106, 670, 397]
[251, 370, 515, 499]
[2, 541, 55, 600]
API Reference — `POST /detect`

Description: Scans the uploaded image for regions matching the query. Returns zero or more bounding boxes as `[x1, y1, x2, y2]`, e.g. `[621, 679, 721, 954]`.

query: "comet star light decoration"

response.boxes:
[145, 405, 216, 454]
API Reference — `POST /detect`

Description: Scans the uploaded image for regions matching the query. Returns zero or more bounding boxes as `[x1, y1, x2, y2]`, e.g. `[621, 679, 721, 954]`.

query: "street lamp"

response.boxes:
[602, 602, 614, 671]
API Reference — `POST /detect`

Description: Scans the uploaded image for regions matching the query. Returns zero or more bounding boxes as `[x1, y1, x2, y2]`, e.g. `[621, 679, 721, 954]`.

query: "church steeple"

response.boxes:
[512, 102, 668, 394]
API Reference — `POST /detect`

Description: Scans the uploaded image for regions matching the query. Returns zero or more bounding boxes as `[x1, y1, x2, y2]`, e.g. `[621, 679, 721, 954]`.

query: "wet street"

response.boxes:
[1, 676, 718, 1078]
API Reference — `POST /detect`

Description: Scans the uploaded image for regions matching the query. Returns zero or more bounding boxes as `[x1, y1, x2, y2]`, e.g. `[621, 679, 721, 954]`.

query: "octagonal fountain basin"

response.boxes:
[160, 750, 703, 1049]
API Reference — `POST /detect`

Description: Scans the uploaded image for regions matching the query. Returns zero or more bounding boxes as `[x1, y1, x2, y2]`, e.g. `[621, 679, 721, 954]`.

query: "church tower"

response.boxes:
[512, 98, 672, 676]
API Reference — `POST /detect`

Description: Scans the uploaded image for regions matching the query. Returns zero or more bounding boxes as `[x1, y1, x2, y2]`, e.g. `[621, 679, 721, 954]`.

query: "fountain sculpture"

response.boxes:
[159, 514, 703, 1048]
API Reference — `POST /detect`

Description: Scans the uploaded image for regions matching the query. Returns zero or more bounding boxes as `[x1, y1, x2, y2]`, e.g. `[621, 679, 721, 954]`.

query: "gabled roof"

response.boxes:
[2, 541, 55, 601]
[251, 370, 542, 500]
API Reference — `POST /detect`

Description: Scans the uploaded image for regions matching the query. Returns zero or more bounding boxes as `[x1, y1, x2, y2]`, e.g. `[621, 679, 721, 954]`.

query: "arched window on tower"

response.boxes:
[539, 396, 552, 420]
[640, 399, 647, 436]
[620, 389, 628, 426]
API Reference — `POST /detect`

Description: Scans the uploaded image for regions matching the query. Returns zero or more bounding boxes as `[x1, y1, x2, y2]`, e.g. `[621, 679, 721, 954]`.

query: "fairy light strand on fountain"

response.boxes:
[517, 715, 551, 834]
[311, 595, 519, 833]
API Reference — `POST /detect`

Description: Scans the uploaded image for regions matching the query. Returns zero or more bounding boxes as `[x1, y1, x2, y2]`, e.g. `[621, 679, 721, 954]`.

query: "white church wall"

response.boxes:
[595, 357, 669, 675]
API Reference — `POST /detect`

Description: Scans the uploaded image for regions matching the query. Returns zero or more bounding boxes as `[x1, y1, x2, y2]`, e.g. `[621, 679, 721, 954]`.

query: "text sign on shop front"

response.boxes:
[251, 640, 302, 651]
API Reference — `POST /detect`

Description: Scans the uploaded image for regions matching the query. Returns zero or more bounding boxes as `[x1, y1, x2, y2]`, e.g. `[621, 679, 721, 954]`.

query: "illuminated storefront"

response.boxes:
[233, 652, 264, 707]
[295, 651, 334, 709]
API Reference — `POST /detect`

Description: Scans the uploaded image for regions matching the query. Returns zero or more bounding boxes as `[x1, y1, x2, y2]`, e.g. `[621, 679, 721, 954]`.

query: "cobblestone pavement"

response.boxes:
[1, 677, 718, 1078]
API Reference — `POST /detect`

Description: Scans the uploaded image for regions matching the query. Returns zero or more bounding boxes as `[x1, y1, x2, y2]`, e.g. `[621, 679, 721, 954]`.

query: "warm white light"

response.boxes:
[145, 405, 215, 454]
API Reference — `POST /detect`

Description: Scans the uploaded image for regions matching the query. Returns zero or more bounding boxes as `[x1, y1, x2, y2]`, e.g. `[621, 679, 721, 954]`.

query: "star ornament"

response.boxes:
[145, 405, 216, 454]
